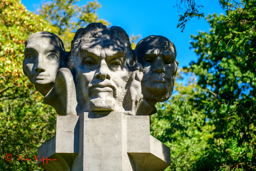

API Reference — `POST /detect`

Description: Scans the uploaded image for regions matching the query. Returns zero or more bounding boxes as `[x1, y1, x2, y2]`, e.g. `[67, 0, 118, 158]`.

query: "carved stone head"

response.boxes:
[135, 35, 178, 104]
[23, 32, 66, 96]
[71, 23, 135, 113]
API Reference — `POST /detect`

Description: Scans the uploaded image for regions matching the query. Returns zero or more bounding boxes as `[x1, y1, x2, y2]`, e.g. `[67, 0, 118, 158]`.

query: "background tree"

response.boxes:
[38, 0, 109, 50]
[0, 0, 110, 170]
[151, 69, 214, 171]
[152, 0, 256, 170]
[182, 0, 255, 170]
[2, 0, 256, 170]
[0, 0, 58, 170]
[175, 0, 204, 32]
[175, 0, 248, 32]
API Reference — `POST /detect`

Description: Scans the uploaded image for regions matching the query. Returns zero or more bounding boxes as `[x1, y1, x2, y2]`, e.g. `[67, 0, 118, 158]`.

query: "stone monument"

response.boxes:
[23, 23, 178, 171]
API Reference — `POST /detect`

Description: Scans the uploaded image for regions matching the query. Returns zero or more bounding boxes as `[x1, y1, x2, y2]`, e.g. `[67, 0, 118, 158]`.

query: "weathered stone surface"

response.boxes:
[23, 24, 178, 116]
[23, 31, 67, 96]
[38, 115, 79, 170]
[71, 23, 142, 115]
[135, 35, 178, 111]
[23, 23, 178, 170]
[72, 112, 132, 171]
[127, 115, 170, 171]
[44, 68, 77, 115]
[39, 112, 170, 171]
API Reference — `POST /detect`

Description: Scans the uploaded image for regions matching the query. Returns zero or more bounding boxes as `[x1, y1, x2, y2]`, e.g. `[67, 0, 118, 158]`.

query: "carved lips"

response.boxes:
[88, 82, 116, 97]
[151, 78, 165, 83]
[34, 75, 49, 80]
[149, 73, 167, 83]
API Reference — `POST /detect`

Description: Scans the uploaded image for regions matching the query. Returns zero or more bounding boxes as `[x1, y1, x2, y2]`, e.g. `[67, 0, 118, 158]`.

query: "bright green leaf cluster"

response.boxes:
[38, 0, 110, 50]
[188, 0, 256, 170]
[0, 0, 58, 170]
[151, 69, 212, 171]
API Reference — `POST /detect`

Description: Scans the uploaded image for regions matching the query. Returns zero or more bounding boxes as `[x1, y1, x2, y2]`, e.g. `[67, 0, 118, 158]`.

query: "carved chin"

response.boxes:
[143, 89, 172, 103]
[142, 83, 174, 103]
[90, 97, 115, 112]
[149, 84, 168, 94]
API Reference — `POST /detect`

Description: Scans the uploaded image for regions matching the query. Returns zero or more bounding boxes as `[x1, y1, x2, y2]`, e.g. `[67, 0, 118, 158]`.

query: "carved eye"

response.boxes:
[109, 58, 122, 67]
[163, 59, 174, 64]
[145, 57, 154, 63]
[163, 55, 175, 64]
[47, 53, 59, 60]
[83, 58, 96, 67]
[25, 52, 35, 60]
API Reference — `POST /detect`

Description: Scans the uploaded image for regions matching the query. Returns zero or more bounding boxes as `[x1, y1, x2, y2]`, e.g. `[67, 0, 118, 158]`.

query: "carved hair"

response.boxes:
[25, 31, 67, 67]
[135, 35, 179, 102]
[26, 32, 65, 53]
[135, 35, 178, 75]
[70, 23, 136, 68]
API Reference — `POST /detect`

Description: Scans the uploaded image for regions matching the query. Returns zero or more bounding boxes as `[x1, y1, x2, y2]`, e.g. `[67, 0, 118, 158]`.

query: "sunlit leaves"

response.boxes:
[188, 0, 256, 170]
[151, 70, 211, 171]
[38, 0, 110, 50]
[0, 0, 57, 170]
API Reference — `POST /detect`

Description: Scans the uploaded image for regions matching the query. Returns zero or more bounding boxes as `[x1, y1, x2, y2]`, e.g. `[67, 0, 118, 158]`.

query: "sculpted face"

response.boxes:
[72, 24, 133, 113]
[136, 36, 178, 103]
[75, 44, 129, 112]
[23, 33, 62, 95]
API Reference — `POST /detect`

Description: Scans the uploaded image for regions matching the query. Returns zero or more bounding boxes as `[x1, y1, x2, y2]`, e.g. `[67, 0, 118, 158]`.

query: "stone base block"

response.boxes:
[38, 115, 79, 170]
[38, 113, 170, 171]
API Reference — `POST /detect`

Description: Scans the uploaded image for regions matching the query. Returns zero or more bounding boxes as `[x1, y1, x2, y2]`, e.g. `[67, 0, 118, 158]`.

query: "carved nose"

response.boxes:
[153, 56, 165, 73]
[35, 55, 46, 72]
[95, 60, 111, 80]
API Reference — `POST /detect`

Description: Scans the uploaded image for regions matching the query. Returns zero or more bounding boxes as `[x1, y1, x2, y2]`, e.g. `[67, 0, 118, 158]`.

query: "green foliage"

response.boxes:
[188, 0, 256, 170]
[3, 0, 255, 170]
[130, 34, 141, 50]
[151, 70, 213, 171]
[38, 0, 110, 50]
[175, 0, 246, 32]
[0, 0, 57, 170]
[0, 0, 112, 169]
[153, 1, 256, 170]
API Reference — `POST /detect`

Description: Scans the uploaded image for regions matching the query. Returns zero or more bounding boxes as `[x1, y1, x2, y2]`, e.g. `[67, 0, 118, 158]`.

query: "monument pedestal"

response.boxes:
[38, 113, 170, 171]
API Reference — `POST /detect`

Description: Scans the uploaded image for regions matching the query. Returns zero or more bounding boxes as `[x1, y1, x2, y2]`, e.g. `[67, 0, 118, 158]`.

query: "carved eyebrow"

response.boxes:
[24, 47, 37, 54]
[43, 46, 58, 53]
[144, 50, 157, 55]
[25, 46, 58, 54]
[162, 54, 176, 61]
[143, 53, 158, 60]
[105, 51, 125, 63]
[80, 48, 100, 60]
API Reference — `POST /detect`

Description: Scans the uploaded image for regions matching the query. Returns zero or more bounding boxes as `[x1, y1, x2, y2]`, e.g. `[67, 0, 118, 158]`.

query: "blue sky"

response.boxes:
[21, 0, 225, 68]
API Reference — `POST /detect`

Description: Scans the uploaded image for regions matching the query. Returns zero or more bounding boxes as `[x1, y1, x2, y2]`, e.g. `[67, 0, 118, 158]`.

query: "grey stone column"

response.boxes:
[38, 112, 170, 171]
[72, 112, 132, 171]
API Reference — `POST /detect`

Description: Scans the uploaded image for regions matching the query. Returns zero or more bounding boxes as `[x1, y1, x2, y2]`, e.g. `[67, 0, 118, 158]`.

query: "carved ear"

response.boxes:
[54, 68, 77, 115]
[174, 60, 179, 75]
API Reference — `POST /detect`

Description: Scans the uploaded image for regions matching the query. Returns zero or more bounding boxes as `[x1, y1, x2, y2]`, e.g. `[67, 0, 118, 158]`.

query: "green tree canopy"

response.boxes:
[188, 0, 256, 169]
[0, 0, 110, 170]
[152, 0, 256, 170]
[0, 0, 58, 170]
[151, 70, 213, 170]
[38, 0, 109, 50]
